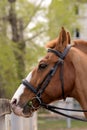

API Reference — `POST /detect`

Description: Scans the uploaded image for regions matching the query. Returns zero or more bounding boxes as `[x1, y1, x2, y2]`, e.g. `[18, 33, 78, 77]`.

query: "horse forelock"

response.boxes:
[45, 38, 58, 49]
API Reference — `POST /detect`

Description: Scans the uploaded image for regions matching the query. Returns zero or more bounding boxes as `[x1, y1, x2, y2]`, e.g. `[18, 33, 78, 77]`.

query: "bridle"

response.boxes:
[23, 44, 72, 99]
[22, 44, 87, 122]
[22, 45, 71, 106]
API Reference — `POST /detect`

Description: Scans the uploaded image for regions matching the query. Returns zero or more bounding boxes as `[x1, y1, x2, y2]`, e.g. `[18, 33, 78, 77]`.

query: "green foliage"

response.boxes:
[47, 0, 79, 39]
[15, 0, 36, 26]
[0, 36, 19, 98]
[38, 117, 87, 130]
[0, 0, 47, 98]
[77, 0, 87, 2]
[0, 0, 8, 15]
[25, 43, 46, 73]
[15, 0, 46, 30]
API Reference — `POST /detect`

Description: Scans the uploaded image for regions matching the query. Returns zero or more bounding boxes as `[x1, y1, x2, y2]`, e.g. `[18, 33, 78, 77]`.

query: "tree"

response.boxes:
[0, 0, 19, 97]
[0, 0, 47, 98]
[0, 36, 19, 97]
[8, 0, 47, 79]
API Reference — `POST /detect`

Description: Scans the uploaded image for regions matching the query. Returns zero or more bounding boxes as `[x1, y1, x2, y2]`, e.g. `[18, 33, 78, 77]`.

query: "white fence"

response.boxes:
[0, 98, 85, 130]
[0, 99, 37, 130]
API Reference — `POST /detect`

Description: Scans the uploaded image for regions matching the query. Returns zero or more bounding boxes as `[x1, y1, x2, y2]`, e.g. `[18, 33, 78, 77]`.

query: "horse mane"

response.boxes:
[73, 39, 87, 54]
[45, 39, 58, 49]
[46, 38, 87, 54]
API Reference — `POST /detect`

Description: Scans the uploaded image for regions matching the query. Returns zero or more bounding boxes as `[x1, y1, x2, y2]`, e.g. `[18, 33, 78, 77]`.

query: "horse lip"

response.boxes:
[22, 104, 34, 117]
[11, 104, 23, 116]
[11, 104, 33, 117]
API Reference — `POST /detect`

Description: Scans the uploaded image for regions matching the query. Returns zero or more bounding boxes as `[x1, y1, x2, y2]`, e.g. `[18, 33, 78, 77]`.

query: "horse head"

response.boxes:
[11, 27, 75, 117]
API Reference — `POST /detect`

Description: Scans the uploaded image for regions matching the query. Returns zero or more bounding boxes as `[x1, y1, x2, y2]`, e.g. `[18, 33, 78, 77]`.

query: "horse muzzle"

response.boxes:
[10, 99, 34, 117]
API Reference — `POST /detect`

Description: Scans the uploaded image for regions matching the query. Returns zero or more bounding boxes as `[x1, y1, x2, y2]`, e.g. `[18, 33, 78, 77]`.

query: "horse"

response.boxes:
[11, 27, 87, 118]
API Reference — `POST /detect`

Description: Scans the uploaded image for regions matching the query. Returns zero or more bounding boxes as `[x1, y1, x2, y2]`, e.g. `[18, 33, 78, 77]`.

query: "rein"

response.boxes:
[40, 102, 87, 122]
[22, 44, 87, 122]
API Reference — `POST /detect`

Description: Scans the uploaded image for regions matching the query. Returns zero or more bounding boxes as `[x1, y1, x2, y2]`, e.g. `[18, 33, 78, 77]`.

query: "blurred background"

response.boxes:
[0, 0, 87, 129]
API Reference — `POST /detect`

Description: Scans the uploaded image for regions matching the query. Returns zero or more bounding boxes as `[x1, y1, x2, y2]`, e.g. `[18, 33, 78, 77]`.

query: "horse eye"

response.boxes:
[39, 63, 47, 70]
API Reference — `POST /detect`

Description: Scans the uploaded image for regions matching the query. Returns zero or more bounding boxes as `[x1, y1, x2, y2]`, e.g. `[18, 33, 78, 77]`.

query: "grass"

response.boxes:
[38, 117, 87, 130]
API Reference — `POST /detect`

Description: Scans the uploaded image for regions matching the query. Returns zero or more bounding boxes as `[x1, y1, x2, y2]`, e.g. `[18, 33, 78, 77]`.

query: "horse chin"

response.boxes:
[22, 106, 34, 118]
[11, 105, 34, 118]
[22, 112, 34, 118]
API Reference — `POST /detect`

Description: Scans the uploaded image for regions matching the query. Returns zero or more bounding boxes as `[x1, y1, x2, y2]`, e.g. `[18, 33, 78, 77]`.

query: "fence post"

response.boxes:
[5, 114, 11, 130]
[11, 112, 37, 130]
[0, 116, 5, 130]
[0, 98, 37, 130]
[0, 99, 11, 130]
[29, 112, 37, 130]
[66, 98, 72, 128]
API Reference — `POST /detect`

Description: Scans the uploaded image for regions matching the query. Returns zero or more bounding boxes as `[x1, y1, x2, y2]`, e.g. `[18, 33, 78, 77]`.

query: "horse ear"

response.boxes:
[56, 27, 68, 51]
[45, 27, 71, 50]
[67, 31, 71, 44]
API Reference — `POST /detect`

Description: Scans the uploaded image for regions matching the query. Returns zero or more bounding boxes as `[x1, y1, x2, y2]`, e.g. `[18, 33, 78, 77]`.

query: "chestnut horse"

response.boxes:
[11, 27, 87, 118]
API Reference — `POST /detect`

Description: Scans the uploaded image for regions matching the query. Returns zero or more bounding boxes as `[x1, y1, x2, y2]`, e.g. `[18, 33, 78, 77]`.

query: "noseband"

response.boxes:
[22, 44, 72, 108]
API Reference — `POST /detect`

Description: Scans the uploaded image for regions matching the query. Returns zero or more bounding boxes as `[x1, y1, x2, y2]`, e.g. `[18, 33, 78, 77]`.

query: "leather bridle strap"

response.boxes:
[36, 59, 63, 98]
[22, 45, 72, 99]
[48, 44, 72, 59]
[22, 59, 63, 97]
[59, 60, 65, 100]
[22, 80, 37, 94]
[47, 44, 72, 100]
[40, 102, 87, 122]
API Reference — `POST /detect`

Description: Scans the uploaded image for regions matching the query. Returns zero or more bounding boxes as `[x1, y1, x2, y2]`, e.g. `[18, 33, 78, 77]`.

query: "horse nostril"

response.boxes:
[11, 98, 17, 106]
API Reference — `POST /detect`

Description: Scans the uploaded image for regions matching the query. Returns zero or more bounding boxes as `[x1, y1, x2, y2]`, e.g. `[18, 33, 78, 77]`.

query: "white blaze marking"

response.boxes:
[11, 71, 32, 103]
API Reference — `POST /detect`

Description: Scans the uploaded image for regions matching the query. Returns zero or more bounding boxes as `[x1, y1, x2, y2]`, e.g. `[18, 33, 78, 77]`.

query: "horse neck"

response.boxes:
[73, 39, 87, 54]
[69, 41, 87, 117]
